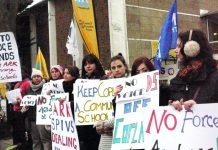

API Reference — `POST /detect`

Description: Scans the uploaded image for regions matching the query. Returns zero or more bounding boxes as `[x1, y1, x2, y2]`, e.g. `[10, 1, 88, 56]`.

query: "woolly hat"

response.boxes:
[31, 68, 43, 78]
[50, 65, 64, 75]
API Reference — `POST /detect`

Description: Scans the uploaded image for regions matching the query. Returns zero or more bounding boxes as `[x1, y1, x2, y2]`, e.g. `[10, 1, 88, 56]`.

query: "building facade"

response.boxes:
[17, 0, 218, 72]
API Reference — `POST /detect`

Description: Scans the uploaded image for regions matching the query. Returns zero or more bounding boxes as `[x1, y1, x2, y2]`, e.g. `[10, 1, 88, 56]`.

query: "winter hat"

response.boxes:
[31, 68, 43, 78]
[184, 30, 200, 57]
[50, 65, 64, 75]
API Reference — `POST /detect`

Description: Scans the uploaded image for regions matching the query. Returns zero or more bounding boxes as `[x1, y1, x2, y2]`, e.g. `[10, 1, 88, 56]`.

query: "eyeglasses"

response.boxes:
[111, 65, 123, 70]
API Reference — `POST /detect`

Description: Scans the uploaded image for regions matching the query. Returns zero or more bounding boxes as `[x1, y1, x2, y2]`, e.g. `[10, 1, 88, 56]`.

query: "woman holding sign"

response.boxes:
[23, 69, 51, 150]
[63, 65, 80, 111]
[169, 29, 218, 111]
[131, 56, 155, 76]
[50, 65, 64, 80]
[77, 54, 105, 150]
[95, 53, 129, 150]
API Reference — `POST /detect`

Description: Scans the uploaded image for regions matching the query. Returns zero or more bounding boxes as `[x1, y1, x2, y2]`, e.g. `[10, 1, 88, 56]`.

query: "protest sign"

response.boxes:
[41, 79, 64, 95]
[51, 101, 79, 150]
[0, 32, 22, 83]
[144, 104, 218, 149]
[112, 71, 159, 149]
[20, 95, 37, 106]
[50, 79, 64, 94]
[112, 102, 218, 150]
[5, 88, 22, 104]
[36, 93, 69, 125]
[115, 71, 159, 105]
[74, 79, 116, 125]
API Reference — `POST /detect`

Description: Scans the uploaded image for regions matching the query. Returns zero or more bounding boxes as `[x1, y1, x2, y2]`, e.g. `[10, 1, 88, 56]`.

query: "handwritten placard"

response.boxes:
[112, 101, 218, 149]
[0, 32, 21, 83]
[51, 101, 79, 150]
[20, 95, 37, 106]
[74, 79, 116, 125]
[112, 71, 159, 149]
[36, 93, 69, 125]
[41, 79, 65, 95]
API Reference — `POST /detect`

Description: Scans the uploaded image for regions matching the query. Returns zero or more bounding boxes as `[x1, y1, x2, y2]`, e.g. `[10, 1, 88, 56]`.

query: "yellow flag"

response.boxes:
[0, 83, 7, 98]
[72, 0, 99, 58]
[36, 48, 49, 80]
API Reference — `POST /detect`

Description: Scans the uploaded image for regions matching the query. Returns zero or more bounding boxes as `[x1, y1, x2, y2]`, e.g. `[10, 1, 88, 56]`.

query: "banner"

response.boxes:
[51, 101, 80, 150]
[71, 0, 99, 58]
[0, 32, 22, 83]
[66, 19, 79, 61]
[155, 0, 178, 70]
[36, 48, 49, 80]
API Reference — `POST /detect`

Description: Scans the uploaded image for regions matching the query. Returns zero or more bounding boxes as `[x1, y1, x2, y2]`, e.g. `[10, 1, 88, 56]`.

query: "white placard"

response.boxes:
[51, 101, 80, 150]
[6, 88, 22, 104]
[0, 32, 22, 83]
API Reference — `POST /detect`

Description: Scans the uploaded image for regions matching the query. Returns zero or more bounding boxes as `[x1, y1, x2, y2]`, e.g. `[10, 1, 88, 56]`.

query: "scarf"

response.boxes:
[178, 60, 204, 82]
[30, 79, 45, 92]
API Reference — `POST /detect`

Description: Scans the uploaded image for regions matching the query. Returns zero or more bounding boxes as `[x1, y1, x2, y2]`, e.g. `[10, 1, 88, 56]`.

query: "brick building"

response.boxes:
[17, 0, 218, 73]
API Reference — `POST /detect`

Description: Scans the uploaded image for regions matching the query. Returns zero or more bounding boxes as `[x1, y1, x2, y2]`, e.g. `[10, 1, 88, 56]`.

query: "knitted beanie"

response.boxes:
[31, 68, 43, 78]
[50, 65, 64, 75]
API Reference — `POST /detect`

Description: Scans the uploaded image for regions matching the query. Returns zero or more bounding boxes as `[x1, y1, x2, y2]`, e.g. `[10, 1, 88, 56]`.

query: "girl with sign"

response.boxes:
[78, 54, 105, 150]
[169, 29, 218, 111]
[95, 53, 129, 150]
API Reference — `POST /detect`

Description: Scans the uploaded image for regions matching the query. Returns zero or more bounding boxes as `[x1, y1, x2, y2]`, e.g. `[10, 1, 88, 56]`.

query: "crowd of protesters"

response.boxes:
[0, 29, 217, 150]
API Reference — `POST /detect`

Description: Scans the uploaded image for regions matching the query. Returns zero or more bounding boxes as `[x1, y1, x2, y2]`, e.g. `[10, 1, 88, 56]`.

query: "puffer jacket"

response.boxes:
[170, 68, 218, 103]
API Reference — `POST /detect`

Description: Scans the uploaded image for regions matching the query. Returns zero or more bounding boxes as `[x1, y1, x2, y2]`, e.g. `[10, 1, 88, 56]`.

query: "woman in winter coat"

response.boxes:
[95, 54, 129, 150]
[24, 69, 50, 150]
[62, 66, 80, 111]
[50, 65, 64, 80]
[78, 54, 105, 150]
[169, 29, 218, 111]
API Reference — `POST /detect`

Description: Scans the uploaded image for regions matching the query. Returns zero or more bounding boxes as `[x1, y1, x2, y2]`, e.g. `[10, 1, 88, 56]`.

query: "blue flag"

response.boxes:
[155, 0, 178, 70]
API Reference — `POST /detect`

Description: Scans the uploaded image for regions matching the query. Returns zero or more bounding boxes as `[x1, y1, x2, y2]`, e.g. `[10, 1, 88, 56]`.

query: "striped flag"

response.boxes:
[35, 48, 49, 80]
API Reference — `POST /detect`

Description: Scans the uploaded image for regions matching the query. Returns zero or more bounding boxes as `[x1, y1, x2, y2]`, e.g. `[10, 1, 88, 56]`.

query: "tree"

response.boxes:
[0, 0, 33, 32]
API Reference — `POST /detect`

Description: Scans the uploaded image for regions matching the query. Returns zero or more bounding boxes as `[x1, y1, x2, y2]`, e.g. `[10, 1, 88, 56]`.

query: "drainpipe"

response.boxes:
[48, 0, 57, 66]
[29, 15, 37, 68]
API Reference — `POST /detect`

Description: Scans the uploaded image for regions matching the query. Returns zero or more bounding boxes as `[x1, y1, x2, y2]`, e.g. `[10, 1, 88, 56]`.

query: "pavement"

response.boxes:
[0, 137, 13, 150]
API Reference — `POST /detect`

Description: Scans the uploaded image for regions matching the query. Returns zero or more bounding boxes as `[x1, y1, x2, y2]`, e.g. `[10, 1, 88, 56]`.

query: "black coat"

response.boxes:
[170, 68, 218, 103]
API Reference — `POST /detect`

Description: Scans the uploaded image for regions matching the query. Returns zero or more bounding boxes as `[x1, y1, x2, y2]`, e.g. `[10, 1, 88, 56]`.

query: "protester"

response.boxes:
[95, 53, 129, 150]
[50, 65, 64, 80]
[78, 54, 105, 150]
[169, 29, 218, 111]
[23, 68, 51, 150]
[131, 56, 155, 76]
[62, 65, 80, 111]
[9, 67, 31, 149]
[81, 54, 105, 79]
